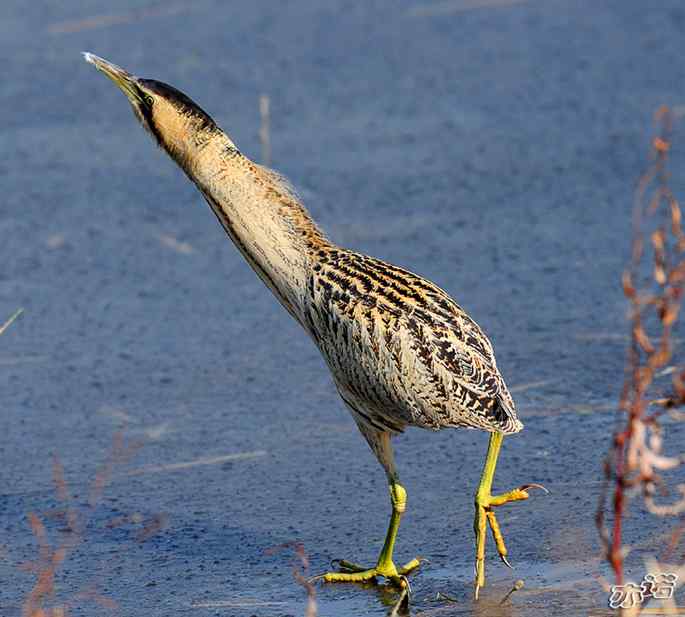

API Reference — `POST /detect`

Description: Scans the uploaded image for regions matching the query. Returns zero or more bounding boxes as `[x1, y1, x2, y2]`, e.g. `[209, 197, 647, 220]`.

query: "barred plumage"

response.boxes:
[304, 248, 522, 436]
[193, 138, 522, 442]
[86, 52, 538, 599]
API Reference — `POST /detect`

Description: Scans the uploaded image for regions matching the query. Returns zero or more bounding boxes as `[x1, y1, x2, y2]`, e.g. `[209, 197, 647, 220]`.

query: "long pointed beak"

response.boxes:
[83, 52, 143, 104]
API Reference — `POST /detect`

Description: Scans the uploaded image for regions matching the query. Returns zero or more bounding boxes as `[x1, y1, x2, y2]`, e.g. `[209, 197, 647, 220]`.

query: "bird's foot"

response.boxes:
[319, 557, 422, 588]
[474, 483, 547, 600]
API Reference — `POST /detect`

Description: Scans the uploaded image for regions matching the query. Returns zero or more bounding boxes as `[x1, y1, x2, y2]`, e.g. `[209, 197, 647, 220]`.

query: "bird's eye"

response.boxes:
[145, 95, 154, 106]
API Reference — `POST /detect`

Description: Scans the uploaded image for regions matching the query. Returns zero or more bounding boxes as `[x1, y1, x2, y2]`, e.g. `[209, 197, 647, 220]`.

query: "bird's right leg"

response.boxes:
[321, 427, 421, 588]
[473, 431, 547, 599]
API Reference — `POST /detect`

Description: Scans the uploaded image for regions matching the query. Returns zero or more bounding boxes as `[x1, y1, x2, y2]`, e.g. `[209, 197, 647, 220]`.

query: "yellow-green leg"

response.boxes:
[474, 432, 546, 599]
[322, 481, 421, 588]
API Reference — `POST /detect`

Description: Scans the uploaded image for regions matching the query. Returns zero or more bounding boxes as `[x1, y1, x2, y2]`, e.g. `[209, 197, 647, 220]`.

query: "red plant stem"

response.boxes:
[597, 106, 685, 586]
[611, 433, 626, 583]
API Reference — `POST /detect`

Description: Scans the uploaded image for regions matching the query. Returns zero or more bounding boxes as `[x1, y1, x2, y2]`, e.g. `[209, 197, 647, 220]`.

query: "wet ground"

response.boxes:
[3, 1, 685, 615]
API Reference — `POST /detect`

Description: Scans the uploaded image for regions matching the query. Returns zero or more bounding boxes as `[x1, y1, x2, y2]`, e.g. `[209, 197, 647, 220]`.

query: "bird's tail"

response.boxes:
[491, 397, 523, 434]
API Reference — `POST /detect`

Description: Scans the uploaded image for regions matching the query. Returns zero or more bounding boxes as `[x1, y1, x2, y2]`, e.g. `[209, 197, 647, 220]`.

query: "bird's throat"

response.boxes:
[175, 129, 330, 324]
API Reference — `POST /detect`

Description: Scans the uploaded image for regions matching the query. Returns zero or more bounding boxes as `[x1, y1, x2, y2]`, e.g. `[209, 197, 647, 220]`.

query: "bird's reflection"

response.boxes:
[347, 579, 519, 617]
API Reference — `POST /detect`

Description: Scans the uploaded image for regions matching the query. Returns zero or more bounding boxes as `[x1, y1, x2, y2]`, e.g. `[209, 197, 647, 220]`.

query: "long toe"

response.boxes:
[474, 481, 547, 598]
[323, 568, 379, 584]
[320, 557, 421, 587]
[398, 558, 422, 575]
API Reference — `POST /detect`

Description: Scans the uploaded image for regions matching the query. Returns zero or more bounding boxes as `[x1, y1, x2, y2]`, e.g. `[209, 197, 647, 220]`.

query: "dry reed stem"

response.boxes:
[0, 308, 23, 336]
[20, 433, 161, 616]
[259, 94, 272, 167]
[265, 542, 317, 616]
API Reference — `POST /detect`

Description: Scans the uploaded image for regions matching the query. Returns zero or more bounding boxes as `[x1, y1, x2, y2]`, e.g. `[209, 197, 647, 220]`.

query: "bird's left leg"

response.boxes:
[473, 431, 546, 599]
[322, 428, 421, 588]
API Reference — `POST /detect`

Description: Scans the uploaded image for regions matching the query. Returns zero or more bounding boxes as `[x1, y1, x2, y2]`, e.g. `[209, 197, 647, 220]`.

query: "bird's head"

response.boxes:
[84, 52, 224, 167]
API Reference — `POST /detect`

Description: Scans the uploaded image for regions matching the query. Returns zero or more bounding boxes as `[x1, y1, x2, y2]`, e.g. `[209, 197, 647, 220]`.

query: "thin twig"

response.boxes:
[259, 94, 271, 167]
[0, 308, 23, 336]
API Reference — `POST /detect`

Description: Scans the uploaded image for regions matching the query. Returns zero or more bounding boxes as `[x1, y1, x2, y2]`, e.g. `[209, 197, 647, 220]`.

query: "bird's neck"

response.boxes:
[174, 130, 331, 323]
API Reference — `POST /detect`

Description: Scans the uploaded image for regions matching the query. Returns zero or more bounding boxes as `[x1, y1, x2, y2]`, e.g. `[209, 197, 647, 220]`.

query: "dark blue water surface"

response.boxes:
[3, 1, 685, 615]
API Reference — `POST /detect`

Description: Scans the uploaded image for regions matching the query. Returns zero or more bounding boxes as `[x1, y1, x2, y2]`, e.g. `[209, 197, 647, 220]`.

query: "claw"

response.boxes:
[400, 575, 412, 594]
[332, 559, 366, 573]
[519, 482, 549, 494]
[500, 554, 513, 569]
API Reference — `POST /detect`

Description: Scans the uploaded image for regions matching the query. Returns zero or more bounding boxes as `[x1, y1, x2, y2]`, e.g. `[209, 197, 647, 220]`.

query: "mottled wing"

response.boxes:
[303, 249, 522, 435]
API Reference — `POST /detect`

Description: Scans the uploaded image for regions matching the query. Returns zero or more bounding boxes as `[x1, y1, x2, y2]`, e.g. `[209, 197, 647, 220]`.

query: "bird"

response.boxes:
[84, 52, 545, 599]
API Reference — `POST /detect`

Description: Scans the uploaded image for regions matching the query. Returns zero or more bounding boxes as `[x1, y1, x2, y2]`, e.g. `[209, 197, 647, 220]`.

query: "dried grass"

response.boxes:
[259, 94, 272, 167]
[19, 433, 163, 616]
[265, 542, 318, 616]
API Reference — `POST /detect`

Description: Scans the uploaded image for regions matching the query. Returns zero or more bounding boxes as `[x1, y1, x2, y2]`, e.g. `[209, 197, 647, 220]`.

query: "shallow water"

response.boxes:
[3, 1, 685, 616]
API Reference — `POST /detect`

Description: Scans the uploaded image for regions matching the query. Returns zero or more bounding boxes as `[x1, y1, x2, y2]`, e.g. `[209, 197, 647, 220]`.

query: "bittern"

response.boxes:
[84, 53, 544, 598]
